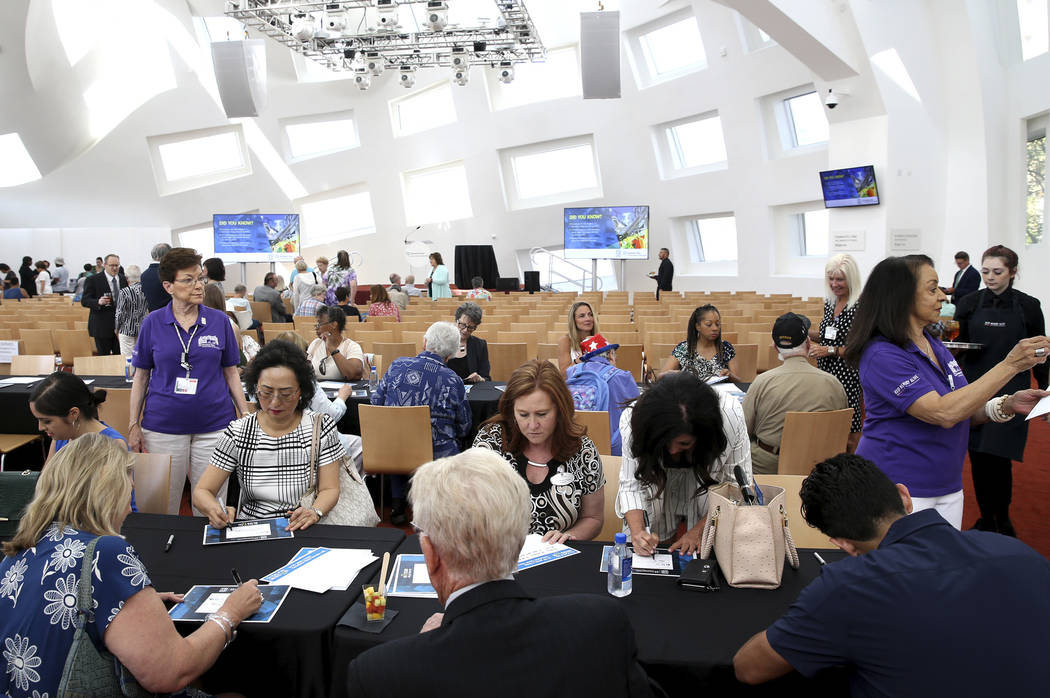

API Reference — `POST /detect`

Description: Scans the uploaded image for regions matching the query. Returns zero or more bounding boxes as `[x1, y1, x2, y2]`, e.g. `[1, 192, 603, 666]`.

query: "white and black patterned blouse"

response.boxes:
[671, 340, 736, 381]
[211, 410, 345, 519]
[115, 282, 149, 337]
[817, 300, 863, 432]
[473, 422, 605, 535]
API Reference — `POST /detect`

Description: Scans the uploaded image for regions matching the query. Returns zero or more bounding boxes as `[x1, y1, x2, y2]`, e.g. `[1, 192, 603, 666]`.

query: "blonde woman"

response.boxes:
[557, 301, 600, 375]
[0, 434, 262, 696]
[809, 253, 864, 451]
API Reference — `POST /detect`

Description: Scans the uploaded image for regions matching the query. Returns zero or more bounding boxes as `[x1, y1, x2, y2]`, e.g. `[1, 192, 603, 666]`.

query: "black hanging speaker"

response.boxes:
[496, 277, 520, 292]
[523, 271, 541, 293]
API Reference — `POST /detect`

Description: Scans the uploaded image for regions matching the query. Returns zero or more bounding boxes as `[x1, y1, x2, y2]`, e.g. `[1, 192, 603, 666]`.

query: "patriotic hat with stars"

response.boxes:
[579, 334, 619, 361]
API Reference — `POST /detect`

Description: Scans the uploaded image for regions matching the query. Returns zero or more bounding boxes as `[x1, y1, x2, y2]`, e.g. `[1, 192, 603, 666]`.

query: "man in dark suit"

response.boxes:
[650, 247, 673, 300]
[81, 253, 127, 354]
[346, 449, 655, 698]
[946, 250, 979, 303]
[141, 242, 171, 311]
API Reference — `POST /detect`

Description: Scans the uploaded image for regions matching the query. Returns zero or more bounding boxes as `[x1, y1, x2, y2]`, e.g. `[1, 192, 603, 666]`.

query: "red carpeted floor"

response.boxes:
[962, 416, 1050, 558]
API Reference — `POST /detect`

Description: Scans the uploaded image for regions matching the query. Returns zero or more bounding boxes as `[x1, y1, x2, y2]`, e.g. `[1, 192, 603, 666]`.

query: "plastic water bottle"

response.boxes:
[54, 355, 62, 372]
[368, 366, 378, 393]
[124, 356, 134, 383]
[607, 532, 633, 597]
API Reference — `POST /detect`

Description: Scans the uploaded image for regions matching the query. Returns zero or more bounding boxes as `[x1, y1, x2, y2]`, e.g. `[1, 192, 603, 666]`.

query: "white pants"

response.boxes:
[910, 489, 964, 529]
[142, 428, 226, 516]
[118, 334, 136, 357]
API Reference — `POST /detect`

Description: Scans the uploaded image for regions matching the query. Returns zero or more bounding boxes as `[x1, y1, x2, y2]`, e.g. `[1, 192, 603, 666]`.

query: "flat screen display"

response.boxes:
[820, 166, 880, 208]
[563, 206, 649, 260]
[213, 214, 300, 262]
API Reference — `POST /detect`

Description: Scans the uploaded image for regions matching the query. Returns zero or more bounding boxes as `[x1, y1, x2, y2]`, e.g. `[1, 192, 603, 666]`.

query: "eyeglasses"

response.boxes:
[314, 320, 334, 329]
[173, 276, 209, 287]
[456, 321, 478, 333]
[256, 387, 300, 402]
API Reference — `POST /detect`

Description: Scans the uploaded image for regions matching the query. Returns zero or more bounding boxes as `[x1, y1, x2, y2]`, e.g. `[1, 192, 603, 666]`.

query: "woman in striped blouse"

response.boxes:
[614, 371, 753, 557]
[115, 265, 149, 356]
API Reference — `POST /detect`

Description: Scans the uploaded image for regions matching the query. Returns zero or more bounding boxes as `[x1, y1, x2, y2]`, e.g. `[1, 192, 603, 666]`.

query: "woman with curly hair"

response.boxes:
[192, 340, 345, 532]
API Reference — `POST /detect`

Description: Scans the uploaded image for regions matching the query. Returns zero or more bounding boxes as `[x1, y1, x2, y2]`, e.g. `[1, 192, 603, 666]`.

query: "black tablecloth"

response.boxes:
[335, 380, 504, 441]
[331, 537, 848, 698]
[0, 375, 133, 434]
[121, 513, 404, 698]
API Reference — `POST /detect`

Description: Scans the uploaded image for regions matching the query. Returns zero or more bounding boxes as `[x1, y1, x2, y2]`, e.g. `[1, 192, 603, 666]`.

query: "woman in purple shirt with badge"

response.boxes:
[843, 254, 1050, 528]
[128, 248, 251, 515]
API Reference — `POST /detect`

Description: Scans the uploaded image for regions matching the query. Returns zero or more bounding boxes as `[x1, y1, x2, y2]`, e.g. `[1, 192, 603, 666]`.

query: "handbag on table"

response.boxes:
[300, 414, 380, 527]
[699, 482, 799, 589]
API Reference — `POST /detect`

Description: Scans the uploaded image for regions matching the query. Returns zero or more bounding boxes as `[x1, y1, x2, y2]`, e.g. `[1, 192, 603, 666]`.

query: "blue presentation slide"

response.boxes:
[213, 214, 300, 262]
[563, 206, 649, 260]
[820, 167, 879, 208]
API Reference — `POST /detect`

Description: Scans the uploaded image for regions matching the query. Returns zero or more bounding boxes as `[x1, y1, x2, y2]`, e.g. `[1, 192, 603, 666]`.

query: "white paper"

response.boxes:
[705, 375, 727, 385]
[225, 523, 272, 539]
[0, 340, 18, 364]
[411, 562, 431, 584]
[268, 547, 377, 593]
[1026, 394, 1050, 421]
[632, 553, 674, 571]
[0, 377, 44, 384]
[197, 592, 231, 614]
[318, 381, 347, 389]
[81, 379, 94, 385]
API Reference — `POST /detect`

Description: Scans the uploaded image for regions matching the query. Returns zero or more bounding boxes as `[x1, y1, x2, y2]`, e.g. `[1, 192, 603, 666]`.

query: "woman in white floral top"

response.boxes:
[0, 434, 262, 698]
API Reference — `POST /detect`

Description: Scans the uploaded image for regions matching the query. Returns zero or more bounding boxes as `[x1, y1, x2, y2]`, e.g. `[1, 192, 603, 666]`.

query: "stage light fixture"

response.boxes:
[425, 1, 448, 31]
[452, 67, 469, 86]
[291, 14, 315, 42]
[376, 0, 399, 32]
[497, 60, 514, 84]
[365, 52, 385, 76]
[399, 64, 417, 88]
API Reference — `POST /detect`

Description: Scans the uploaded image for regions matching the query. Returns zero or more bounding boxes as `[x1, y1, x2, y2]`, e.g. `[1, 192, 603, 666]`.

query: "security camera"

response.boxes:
[426, 1, 448, 31]
[497, 60, 514, 84]
[291, 14, 315, 42]
[365, 52, 385, 76]
[824, 88, 849, 109]
[376, 0, 399, 32]
[452, 67, 469, 86]
[354, 70, 371, 90]
[399, 65, 416, 88]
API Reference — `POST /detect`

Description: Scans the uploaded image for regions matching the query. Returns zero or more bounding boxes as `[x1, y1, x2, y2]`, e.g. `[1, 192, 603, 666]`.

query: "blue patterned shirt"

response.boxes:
[0, 524, 152, 697]
[370, 351, 471, 458]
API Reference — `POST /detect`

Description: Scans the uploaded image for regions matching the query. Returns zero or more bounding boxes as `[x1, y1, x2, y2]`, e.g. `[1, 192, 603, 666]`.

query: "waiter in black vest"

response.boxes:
[81, 253, 127, 355]
[650, 247, 673, 299]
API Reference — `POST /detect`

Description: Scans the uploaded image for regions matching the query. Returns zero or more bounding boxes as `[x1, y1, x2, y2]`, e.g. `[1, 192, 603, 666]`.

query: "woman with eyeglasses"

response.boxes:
[193, 340, 345, 532]
[306, 305, 366, 380]
[129, 248, 250, 516]
[448, 302, 490, 384]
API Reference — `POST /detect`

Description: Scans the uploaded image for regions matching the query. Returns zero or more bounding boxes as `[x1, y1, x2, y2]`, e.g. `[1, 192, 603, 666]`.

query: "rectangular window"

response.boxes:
[487, 45, 582, 111]
[0, 132, 42, 187]
[639, 16, 707, 77]
[667, 114, 728, 171]
[299, 188, 377, 246]
[785, 91, 829, 147]
[177, 226, 214, 258]
[147, 125, 251, 196]
[500, 135, 602, 209]
[800, 209, 830, 256]
[1028, 133, 1046, 245]
[402, 161, 473, 226]
[689, 215, 738, 262]
[282, 111, 359, 161]
[1018, 0, 1050, 61]
[390, 80, 457, 137]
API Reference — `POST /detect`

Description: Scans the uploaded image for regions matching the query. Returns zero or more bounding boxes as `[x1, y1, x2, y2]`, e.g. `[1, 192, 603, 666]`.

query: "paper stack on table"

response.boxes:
[262, 547, 377, 593]
[516, 533, 580, 571]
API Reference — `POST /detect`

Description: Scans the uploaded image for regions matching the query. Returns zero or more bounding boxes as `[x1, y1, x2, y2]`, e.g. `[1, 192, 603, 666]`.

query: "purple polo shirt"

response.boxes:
[132, 303, 240, 434]
[856, 333, 969, 497]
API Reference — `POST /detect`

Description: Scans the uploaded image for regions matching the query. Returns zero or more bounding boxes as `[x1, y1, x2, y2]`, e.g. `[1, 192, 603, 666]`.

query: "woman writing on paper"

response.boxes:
[0, 434, 262, 697]
[616, 372, 752, 557]
[193, 340, 344, 531]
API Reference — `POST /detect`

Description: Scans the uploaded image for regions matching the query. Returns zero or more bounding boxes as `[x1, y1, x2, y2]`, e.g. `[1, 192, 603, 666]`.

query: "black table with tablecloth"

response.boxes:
[121, 513, 404, 698]
[0, 375, 134, 434]
[330, 536, 849, 698]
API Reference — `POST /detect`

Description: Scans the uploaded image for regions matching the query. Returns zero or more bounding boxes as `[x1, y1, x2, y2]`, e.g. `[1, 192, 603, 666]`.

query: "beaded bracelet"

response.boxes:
[985, 396, 1012, 423]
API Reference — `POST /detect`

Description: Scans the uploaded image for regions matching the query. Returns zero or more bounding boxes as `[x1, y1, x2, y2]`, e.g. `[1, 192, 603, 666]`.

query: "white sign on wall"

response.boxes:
[890, 228, 922, 252]
[831, 230, 865, 251]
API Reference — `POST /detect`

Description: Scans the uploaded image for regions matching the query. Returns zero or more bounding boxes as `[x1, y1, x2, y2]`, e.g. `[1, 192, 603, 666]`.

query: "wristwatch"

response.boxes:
[828, 346, 836, 356]
[310, 506, 324, 519]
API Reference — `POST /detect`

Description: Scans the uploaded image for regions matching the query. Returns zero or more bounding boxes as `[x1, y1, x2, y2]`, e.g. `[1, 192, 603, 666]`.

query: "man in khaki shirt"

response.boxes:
[743, 313, 848, 474]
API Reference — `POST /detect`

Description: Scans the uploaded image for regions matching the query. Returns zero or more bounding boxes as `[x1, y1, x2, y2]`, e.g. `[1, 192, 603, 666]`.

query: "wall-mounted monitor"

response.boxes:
[820, 166, 880, 208]
[563, 206, 650, 260]
[213, 214, 300, 262]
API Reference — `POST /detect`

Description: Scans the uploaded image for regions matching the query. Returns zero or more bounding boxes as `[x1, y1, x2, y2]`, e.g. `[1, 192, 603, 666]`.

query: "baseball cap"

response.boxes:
[771, 313, 811, 349]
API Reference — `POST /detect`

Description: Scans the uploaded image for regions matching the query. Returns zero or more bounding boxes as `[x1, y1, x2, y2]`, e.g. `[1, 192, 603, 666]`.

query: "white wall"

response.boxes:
[0, 0, 1048, 305]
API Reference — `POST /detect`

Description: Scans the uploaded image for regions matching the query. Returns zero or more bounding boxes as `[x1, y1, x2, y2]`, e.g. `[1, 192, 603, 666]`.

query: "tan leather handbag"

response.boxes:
[699, 482, 799, 589]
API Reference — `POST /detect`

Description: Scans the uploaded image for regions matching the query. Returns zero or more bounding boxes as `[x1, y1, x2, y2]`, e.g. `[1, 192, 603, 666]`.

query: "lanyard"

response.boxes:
[173, 322, 199, 378]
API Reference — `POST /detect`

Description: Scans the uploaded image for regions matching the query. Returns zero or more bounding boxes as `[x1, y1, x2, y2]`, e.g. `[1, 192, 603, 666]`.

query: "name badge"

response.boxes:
[824, 326, 838, 340]
[175, 377, 199, 395]
[550, 471, 574, 487]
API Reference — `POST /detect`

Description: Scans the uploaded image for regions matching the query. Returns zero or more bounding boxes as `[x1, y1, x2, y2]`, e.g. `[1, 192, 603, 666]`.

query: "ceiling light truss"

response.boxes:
[224, 1, 546, 72]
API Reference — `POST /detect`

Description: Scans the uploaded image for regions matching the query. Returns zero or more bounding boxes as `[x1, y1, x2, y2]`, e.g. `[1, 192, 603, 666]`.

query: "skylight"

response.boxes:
[667, 114, 728, 170]
[402, 161, 473, 226]
[801, 209, 829, 256]
[639, 16, 707, 77]
[505, 138, 601, 205]
[390, 81, 458, 137]
[1017, 0, 1049, 60]
[0, 133, 43, 187]
[785, 91, 829, 147]
[283, 113, 360, 161]
[690, 215, 738, 262]
[158, 131, 245, 182]
[300, 190, 377, 246]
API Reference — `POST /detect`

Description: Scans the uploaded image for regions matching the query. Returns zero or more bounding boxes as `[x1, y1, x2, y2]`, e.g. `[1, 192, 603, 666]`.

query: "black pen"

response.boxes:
[164, 534, 174, 553]
[231, 568, 243, 586]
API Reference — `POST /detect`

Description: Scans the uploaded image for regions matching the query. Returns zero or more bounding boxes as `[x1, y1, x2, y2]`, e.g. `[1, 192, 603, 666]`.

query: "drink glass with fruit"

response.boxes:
[363, 584, 387, 621]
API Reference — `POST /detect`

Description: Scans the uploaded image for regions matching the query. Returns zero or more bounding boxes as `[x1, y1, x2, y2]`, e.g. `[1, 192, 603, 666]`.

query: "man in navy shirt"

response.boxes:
[733, 454, 1050, 696]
